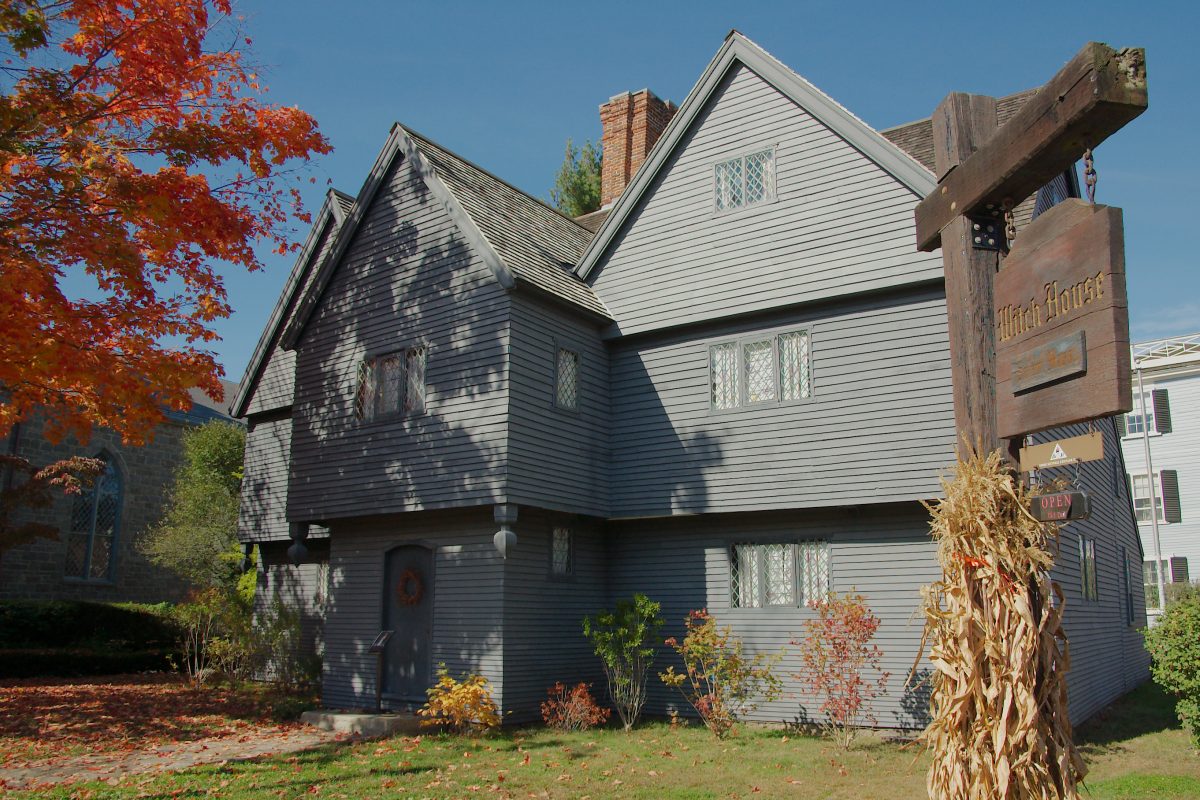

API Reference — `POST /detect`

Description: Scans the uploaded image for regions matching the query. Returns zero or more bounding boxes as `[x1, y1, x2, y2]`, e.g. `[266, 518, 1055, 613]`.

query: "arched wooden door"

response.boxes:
[382, 545, 433, 701]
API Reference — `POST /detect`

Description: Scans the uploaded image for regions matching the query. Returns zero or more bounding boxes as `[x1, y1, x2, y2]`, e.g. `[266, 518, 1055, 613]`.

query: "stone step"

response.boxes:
[300, 710, 422, 738]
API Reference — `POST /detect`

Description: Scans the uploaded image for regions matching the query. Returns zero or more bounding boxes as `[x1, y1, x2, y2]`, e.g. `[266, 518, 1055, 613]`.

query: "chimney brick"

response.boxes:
[600, 89, 677, 207]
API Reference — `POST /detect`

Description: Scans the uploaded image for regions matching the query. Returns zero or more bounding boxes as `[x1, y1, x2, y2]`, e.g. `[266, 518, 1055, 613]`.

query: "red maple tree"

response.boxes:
[0, 0, 329, 445]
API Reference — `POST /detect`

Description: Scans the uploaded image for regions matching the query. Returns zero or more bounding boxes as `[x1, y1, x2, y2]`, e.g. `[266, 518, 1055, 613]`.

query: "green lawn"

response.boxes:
[9, 683, 1198, 799]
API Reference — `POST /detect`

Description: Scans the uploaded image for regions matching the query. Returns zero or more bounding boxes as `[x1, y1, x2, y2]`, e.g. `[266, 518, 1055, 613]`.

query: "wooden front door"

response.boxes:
[383, 545, 433, 701]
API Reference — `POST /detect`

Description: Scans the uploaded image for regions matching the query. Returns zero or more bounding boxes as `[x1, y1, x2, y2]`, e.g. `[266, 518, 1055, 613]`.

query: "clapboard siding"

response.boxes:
[245, 218, 341, 417]
[1032, 416, 1151, 721]
[239, 414, 293, 542]
[501, 508, 607, 722]
[588, 63, 943, 336]
[321, 509, 504, 711]
[289, 152, 510, 521]
[255, 540, 329, 679]
[608, 287, 955, 516]
[1120, 369, 1200, 587]
[606, 505, 939, 728]
[506, 294, 609, 516]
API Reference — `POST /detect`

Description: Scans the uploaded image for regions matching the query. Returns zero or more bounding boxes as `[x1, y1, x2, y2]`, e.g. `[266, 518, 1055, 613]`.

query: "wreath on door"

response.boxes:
[396, 567, 424, 606]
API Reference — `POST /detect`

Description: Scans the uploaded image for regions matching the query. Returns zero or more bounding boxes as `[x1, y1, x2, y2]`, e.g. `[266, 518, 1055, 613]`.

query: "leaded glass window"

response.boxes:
[1078, 535, 1098, 601]
[356, 347, 427, 421]
[65, 456, 122, 581]
[556, 348, 579, 410]
[714, 148, 775, 212]
[732, 541, 829, 608]
[710, 329, 811, 410]
[778, 330, 811, 401]
[710, 343, 740, 410]
[551, 527, 572, 576]
[743, 339, 777, 404]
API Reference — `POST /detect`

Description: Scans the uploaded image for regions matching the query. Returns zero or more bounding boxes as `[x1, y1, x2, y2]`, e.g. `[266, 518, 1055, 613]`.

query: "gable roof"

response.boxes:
[231, 189, 353, 417]
[574, 30, 937, 280]
[279, 125, 610, 351]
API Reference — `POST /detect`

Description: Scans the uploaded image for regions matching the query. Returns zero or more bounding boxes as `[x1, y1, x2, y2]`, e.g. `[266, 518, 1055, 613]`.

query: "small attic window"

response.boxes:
[714, 147, 775, 213]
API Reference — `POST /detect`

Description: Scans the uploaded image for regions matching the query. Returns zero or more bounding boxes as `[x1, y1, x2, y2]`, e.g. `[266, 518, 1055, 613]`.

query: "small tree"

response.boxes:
[141, 420, 245, 591]
[582, 593, 663, 731]
[660, 609, 782, 738]
[1144, 592, 1200, 746]
[549, 138, 602, 217]
[794, 592, 889, 748]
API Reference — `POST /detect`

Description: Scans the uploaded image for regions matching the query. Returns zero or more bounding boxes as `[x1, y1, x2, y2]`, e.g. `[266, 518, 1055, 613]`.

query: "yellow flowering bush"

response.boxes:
[417, 665, 501, 734]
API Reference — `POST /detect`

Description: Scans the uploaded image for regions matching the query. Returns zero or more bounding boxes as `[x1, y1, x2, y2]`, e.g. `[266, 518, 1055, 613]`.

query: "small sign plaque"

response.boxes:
[1019, 431, 1104, 472]
[1030, 490, 1091, 522]
[994, 199, 1132, 438]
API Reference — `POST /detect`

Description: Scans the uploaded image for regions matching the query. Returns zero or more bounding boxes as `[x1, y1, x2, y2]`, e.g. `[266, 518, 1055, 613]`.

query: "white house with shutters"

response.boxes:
[1119, 332, 1200, 604]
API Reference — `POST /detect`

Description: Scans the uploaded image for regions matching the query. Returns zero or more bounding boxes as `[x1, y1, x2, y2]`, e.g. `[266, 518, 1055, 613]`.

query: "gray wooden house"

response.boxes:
[234, 32, 1149, 726]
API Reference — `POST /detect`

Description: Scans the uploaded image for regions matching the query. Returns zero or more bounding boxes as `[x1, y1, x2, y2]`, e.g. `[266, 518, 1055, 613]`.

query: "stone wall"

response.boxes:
[0, 413, 193, 603]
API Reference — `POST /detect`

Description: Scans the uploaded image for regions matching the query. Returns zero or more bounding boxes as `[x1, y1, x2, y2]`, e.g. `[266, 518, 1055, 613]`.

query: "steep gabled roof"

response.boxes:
[231, 189, 353, 417]
[574, 30, 937, 280]
[280, 125, 610, 350]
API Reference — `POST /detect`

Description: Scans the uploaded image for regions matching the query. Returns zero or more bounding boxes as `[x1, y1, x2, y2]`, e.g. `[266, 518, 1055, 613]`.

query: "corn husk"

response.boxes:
[917, 449, 1086, 799]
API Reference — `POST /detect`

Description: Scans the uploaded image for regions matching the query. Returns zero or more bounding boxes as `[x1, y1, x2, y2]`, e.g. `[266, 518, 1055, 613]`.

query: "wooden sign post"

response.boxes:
[916, 42, 1146, 457]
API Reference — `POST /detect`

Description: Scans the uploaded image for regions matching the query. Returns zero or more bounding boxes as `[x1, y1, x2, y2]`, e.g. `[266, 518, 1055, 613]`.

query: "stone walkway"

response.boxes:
[0, 726, 346, 790]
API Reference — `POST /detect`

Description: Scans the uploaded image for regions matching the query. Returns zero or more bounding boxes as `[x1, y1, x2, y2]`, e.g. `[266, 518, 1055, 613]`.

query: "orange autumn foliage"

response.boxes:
[0, 0, 330, 444]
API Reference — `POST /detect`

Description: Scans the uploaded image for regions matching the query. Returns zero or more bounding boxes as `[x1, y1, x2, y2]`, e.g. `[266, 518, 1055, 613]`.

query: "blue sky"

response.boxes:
[216, 0, 1196, 382]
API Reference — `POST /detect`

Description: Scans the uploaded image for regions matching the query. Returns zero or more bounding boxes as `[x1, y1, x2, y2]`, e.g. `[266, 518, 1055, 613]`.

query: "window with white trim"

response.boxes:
[710, 329, 811, 410]
[355, 346, 426, 421]
[551, 527, 572, 576]
[1130, 473, 1165, 523]
[1078, 535, 1098, 601]
[714, 148, 775, 213]
[555, 348, 579, 411]
[731, 541, 829, 608]
[1122, 389, 1172, 436]
[1124, 394, 1156, 436]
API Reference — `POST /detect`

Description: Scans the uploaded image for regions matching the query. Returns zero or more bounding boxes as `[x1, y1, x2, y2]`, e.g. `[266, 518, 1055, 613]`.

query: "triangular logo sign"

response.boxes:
[1050, 443, 1068, 462]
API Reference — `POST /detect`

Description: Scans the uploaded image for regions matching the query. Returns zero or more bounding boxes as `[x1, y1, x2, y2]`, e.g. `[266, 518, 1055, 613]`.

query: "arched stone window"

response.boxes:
[64, 454, 122, 581]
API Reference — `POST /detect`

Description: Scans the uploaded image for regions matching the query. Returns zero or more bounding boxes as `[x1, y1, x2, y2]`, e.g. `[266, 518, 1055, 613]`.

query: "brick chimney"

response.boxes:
[599, 89, 677, 207]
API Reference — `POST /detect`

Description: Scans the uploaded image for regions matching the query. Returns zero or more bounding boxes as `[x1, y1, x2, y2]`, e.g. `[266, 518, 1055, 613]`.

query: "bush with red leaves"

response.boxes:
[540, 682, 611, 732]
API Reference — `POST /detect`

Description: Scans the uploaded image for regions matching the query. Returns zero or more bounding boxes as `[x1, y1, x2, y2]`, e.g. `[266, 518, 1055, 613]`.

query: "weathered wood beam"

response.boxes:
[933, 94, 1003, 457]
[915, 42, 1147, 252]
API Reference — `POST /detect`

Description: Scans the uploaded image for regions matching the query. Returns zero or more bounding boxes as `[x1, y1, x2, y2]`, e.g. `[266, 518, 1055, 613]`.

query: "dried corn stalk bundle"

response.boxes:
[918, 449, 1086, 799]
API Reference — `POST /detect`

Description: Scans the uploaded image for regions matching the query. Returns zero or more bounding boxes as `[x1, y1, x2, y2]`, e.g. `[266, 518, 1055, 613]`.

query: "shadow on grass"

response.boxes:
[1076, 681, 1178, 753]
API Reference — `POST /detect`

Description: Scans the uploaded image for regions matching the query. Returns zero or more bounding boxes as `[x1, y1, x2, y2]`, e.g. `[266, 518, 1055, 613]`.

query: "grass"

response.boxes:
[2, 682, 1197, 799]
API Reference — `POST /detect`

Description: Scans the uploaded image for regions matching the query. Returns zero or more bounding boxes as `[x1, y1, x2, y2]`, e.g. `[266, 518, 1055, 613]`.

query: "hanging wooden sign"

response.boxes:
[1019, 431, 1104, 472]
[994, 199, 1132, 439]
[1030, 490, 1092, 522]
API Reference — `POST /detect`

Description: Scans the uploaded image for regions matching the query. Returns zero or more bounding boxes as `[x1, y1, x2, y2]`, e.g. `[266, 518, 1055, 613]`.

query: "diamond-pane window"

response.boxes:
[556, 348, 579, 410]
[778, 330, 811, 400]
[552, 527, 572, 576]
[406, 347, 427, 413]
[714, 148, 775, 212]
[744, 339, 776, 404]
[710, 343, 740, 409]
[356, 347, 427, 421]
[65, 456, 122, 581]
[711, 328, 811, 410]
[732, 541, 829, 608]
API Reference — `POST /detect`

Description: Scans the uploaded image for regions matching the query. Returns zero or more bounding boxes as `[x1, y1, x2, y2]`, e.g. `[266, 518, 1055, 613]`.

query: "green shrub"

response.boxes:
[1144, 593, 1200, 746]
[583, 593, 663, 731]
[0, 648, 173, 678]
[0, 600, 177, 649]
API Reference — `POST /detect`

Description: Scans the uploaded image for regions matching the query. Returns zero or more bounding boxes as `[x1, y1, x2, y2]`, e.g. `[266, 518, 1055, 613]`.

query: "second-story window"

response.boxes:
[714, 147, 775, 213]
[356, 346, 426, 421]
[1121, 389, 1172, 437]
[711, 329, 810, 410]
[555, 348, 579, 411]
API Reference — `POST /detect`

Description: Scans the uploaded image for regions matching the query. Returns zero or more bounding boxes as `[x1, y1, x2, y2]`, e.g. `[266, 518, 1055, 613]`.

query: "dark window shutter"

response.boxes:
[1170, 556, 1189, 584]
[1115, 414, 1127, 437]
[1161, 469, 1182, 523]
[1125, 473, 1134, 504]
[1152, 389, 1172, 434]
